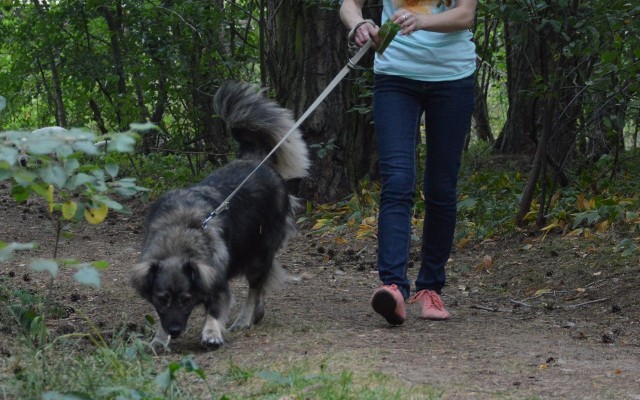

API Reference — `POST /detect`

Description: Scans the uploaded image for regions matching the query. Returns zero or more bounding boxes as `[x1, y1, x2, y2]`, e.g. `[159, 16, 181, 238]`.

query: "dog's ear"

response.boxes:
[130, 261, 158, 299]
[185, 261, 217, 292]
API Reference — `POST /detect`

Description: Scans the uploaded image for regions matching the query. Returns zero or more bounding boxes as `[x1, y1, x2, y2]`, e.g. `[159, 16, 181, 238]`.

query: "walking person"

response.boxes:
[339, 0, 477, 324]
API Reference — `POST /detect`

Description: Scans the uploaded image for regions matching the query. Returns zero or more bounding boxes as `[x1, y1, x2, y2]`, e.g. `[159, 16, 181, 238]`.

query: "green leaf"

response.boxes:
[27, 138, 59, 155]
[0, 242, 36, 261]
[62, 201, 78, 220]
[92, 260, 109, 269]
[107, 134, 136, 153]
[105, 163, 119, 178]
[72, 141, 99, 155]
[155, 369, 173, 388]
[42, 391, 94, 400]
[130, 121, 159, 131]
[67, 173, 95, 189]
[93, 195, 124, 211]
[73, 267, 100, 288]
[256, 370, 293, 385]
[64, 158, 80, 176]
[0, 146, 18, 166]
[11, 184, 31, 202]
[39, 164, 67, 188]
[29, 259, 59, 277]
[13, 169, 37, 185]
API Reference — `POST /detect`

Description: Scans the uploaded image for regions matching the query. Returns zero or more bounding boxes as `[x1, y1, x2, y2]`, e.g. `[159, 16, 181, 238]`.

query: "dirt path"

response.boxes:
[1, 186, 639, 399]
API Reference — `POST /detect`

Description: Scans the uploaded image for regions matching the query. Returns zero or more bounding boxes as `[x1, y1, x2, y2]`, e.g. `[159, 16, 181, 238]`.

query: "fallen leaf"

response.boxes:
[533, 288, 552, 297]
[456, 237, 470, 249]
[474, 255, 493, 271]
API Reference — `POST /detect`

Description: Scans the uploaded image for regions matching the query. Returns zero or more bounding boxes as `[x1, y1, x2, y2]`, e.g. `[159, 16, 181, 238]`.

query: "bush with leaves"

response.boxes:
[0, 114, 151, 392]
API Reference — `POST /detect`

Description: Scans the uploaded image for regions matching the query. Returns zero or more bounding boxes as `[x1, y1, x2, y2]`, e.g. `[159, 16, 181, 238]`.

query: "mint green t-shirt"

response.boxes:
[375, 0, 477, 81]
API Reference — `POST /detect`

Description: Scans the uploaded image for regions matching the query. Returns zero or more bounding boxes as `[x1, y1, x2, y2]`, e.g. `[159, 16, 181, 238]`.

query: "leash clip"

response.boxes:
[202, 201, 229, 229]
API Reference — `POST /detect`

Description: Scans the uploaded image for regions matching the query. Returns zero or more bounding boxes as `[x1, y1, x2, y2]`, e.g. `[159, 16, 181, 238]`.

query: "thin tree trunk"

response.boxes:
[32, 0, 67, 127]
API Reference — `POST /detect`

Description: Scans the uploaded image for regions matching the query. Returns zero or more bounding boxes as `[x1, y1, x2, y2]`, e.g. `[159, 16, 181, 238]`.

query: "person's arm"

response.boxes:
[340, 0, 380, 47]
[392, 0, 477, 36]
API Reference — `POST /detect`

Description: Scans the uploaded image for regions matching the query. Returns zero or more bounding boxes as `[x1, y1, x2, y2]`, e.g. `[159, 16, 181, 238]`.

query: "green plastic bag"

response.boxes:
[376, 19, 401, 55]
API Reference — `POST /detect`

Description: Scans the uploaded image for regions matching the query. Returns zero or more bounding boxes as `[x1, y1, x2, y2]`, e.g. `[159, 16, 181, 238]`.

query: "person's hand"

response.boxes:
[356, 23, 379, 47]
[348, 20, 380, 49]
[391, 8, 418, 36]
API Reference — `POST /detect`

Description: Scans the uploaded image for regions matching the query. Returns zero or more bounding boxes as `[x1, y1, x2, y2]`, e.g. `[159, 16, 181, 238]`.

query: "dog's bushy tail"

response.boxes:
[213, 82, 310, 180]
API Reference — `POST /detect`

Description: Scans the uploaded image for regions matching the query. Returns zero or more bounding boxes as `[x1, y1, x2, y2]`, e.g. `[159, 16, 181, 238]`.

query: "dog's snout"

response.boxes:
[167, 325, 183, 338]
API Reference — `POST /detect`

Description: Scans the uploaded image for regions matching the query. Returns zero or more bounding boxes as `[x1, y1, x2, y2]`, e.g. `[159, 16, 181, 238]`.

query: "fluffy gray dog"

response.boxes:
[131, 82, 309, 350]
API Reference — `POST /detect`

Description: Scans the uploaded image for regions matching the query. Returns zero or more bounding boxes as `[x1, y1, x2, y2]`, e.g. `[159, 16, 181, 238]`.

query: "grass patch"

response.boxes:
[206, 359, 442, 400]
[0, 284, 440, 400]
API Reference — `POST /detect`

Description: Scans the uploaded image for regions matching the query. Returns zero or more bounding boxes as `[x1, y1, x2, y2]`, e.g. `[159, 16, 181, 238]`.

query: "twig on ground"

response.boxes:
[559, 298, 610, 309]
[585, 278, 609, 288]
[510, 299, 532, 307]
[470, 304, 512, 313]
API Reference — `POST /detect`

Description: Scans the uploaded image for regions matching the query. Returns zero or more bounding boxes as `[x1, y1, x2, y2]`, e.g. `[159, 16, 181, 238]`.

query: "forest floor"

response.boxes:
[1, 181, 639, 399]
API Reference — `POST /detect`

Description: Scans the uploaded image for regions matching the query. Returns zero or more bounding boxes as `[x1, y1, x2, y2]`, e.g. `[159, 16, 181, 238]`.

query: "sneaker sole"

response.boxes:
[371, 291, 405, 325]
[421, 314, 451, 321]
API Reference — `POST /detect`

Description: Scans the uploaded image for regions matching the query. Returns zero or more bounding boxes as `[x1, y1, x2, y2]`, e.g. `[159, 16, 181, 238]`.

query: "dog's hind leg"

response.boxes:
[229, 284, 265, 331]
[201, 285, 231, 349]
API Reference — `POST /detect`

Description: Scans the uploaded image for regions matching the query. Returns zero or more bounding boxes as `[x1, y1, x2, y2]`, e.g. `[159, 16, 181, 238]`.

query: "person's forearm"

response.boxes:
[340, 0, 367, 30]
[392, 0, 477, 35]
[415, 0, 476, 32]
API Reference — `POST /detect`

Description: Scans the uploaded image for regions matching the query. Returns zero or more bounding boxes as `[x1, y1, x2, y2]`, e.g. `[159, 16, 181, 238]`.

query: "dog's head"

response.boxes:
[131, 256, 217, 339]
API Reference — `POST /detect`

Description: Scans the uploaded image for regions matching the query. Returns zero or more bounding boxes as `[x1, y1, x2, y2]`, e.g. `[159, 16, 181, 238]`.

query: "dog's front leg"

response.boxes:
[201, 315, 226, 349]
[201, 287, 231, 349]
[149, 326, 171, 354]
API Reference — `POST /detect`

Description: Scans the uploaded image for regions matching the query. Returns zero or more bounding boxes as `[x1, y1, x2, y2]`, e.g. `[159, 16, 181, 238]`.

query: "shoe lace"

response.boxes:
[410, 290, 445, 310]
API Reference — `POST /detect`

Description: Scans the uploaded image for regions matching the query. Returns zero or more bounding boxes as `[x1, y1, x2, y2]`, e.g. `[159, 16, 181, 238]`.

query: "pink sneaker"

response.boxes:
[410, 290, 451, 320]
[371, 284, 406, 325]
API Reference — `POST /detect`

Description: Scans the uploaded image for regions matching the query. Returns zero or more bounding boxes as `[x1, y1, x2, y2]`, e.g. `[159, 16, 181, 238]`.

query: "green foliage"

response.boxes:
[118, 152, 210, 198]
[306, 146, 640, 256]
[1, 123, 149, 396]
[0, 1, 261, 157]
[303, 176, 380, 238]
[5, 324, 209, 399]
[1, 126, 146, 258]
[309, 139, 338, 159]
[456, 164, 525, 242]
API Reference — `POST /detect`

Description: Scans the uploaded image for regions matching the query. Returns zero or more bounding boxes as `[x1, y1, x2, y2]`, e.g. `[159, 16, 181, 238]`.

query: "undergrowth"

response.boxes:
[305, 145, 640, 256]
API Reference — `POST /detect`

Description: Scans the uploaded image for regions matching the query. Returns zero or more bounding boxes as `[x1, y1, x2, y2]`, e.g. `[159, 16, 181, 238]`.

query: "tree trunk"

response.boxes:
[494, 18, 539, 155]
[99, 2, 128, 131]
[264, 0, 377, 202]
[32, 0, 67, 127]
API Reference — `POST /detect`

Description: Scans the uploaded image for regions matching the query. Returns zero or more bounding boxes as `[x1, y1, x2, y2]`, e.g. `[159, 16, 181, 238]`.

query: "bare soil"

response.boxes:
[1, 182, 639, 399]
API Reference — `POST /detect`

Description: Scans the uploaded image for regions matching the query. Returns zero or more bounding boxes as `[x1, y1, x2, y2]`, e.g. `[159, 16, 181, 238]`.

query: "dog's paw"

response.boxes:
[228, 320, 251, 332]
[201, 332, 225, 349]
[149, 336, 171, 355]
[201, 315, 225, 349]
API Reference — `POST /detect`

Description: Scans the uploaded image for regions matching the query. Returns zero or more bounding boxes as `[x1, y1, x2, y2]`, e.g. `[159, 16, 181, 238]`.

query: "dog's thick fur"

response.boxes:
[130, 82, 309, 349]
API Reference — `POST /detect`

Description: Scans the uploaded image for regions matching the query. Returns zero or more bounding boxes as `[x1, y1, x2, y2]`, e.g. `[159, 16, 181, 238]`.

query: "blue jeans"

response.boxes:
[373, 73, 475, 299]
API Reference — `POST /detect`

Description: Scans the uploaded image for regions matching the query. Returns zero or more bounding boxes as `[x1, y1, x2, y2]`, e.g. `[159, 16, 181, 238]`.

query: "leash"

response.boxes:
[202, 40, 374, 228]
